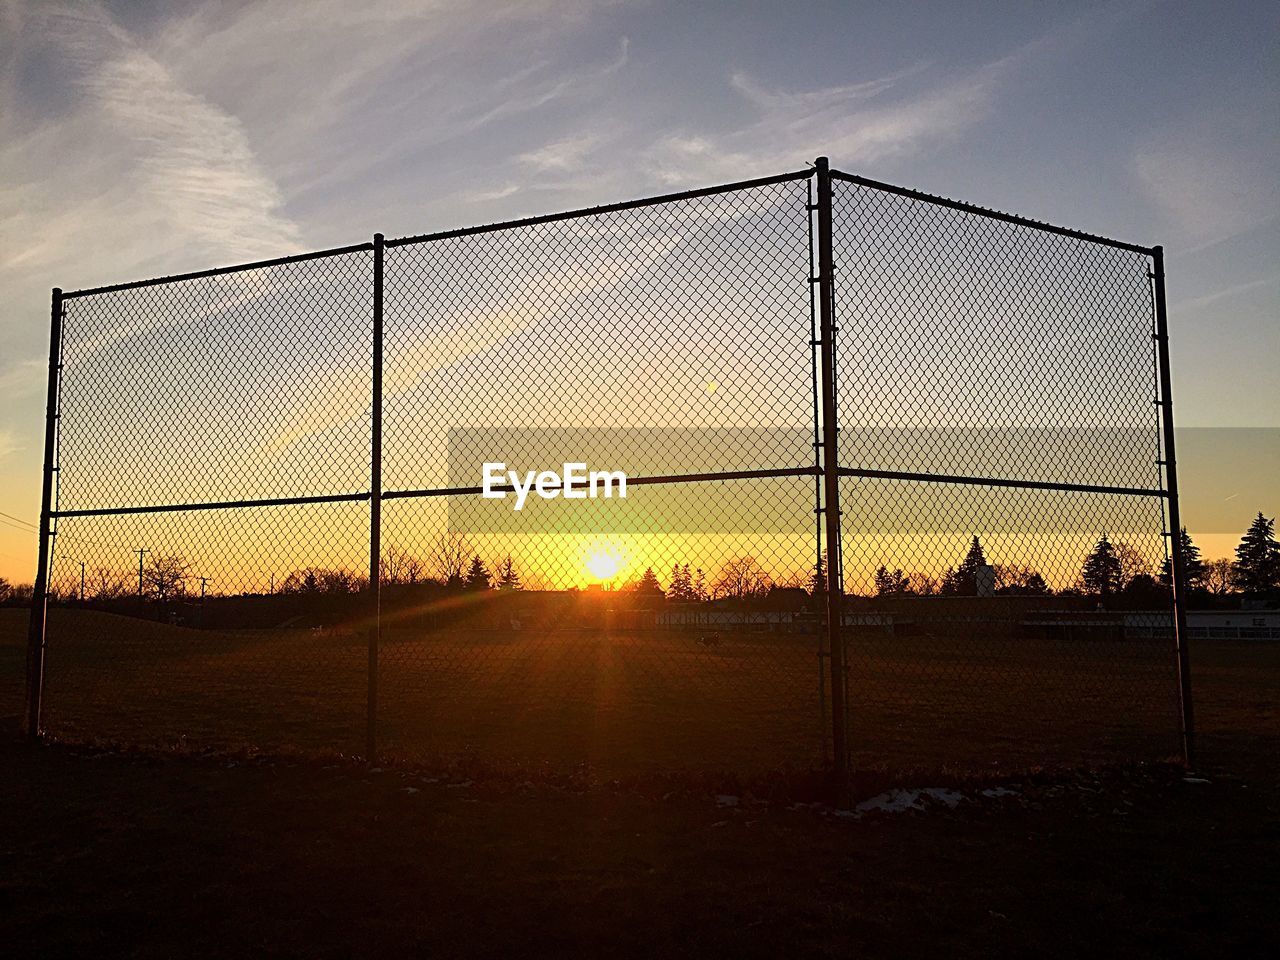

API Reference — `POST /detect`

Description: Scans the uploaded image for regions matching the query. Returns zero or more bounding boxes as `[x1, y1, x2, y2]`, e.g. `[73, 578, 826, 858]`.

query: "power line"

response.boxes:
[0, 510, 38, 530]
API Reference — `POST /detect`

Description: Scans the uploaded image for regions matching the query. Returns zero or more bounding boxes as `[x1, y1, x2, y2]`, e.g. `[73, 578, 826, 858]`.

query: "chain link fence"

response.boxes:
[19, 160, 1191, 781]
[829, 172, 1185, 772]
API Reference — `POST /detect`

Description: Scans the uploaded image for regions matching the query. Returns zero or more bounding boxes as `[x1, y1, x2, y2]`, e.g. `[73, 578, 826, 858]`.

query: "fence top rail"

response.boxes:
[829, 169, 1154, 256]
[384, 167, 816, 248]
[61, 242, 377, 300]
[56, 162, 1154, 298]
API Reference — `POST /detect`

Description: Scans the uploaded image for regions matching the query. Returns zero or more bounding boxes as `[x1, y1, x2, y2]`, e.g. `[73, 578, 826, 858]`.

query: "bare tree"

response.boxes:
[906, 572, 938, 596]
[431, 533, 472, 586]
[144, 554, 189, 601]
[1203, 558, 1234, 596]
[1113, 541, 1152, 588]
[711, 556, 772, 600]
[994, 564, 1049, 595]
[381, 545, 424, 585]
[91, 567, 128, 601]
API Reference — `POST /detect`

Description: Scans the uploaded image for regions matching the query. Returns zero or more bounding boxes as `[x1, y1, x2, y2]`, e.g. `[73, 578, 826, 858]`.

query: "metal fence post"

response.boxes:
[25, 287, 63, 741]
[814, 158, 849, 790]
[368, 234, 384, 761]
[1152, 245, 1194, 767]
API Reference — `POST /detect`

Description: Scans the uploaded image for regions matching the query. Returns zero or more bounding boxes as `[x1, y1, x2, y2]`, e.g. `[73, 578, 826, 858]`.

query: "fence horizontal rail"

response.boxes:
[61, 242, 378, 299]
[385, 168, 816, 247]
[51, 492, 373, 519]
[837, 467, 1167, 498]
[382, 467, 822, 501]
[49, 469, 824, 517]
[830, 170, 1153, 255]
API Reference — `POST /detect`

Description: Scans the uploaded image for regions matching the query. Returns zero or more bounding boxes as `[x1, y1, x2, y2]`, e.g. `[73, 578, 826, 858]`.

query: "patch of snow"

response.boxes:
[400, 787, 419, 795]
[981, 787, 1020, 798]
[854, 787, 965, 816]
[715, 794, 740, 807]
[1182, 776, 1210, 784]
[922, 788, 964, 808]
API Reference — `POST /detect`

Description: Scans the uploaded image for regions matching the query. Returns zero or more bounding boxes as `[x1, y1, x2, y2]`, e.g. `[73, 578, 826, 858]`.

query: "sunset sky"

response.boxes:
[1, 0, 1276, 584]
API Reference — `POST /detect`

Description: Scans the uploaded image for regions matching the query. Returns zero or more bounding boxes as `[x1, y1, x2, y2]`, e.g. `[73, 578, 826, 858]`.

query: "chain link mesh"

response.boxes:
[43, 251, 373, 753]
[830, 175, 1179, 770]
[25, 167, 1183, 778]
[379, 178, 824, 773]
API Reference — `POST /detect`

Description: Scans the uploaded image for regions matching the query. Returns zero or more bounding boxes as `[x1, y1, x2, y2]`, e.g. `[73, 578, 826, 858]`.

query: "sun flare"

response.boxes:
[584, 547, 623, 582]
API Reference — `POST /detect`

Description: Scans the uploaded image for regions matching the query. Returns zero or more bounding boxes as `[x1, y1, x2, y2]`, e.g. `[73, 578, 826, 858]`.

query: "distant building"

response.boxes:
[1186, 610, 1280, 641]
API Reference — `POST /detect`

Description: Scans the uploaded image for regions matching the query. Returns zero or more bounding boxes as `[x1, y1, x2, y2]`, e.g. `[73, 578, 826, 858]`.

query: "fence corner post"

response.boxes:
[25, 287, 63, 742]
[1152, 245, 1194, 767]
[814, 158, 849, 798]
[368, 235, 384, 762]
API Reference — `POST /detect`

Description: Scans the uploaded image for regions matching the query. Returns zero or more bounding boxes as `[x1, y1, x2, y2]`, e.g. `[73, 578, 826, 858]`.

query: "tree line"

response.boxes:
[10, 511, 1277, 606]
[870, 512, 1280, 601]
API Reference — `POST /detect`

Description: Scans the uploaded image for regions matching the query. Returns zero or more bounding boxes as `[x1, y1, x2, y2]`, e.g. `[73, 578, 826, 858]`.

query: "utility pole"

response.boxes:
[135, 548, 149, 596]
[65, 557, 85, 603]
[198, 576, 210, 629]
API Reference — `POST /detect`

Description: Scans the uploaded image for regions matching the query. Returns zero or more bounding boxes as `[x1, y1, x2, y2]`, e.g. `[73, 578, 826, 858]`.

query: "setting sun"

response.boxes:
[583, 547, 623, 582]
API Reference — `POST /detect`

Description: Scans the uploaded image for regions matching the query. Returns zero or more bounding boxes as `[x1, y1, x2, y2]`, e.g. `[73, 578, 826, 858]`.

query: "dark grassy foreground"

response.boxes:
[2, 741, 1278, 958]
[2, 612, 1277, 956]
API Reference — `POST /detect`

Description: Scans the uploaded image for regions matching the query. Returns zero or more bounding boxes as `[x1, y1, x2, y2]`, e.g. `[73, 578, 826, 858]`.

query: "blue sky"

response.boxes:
[0, 0, 1276, 579]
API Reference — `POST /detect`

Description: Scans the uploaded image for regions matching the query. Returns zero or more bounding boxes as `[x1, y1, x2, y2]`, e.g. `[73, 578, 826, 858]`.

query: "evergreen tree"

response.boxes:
[808, 554, 827, 596]
[667, 563, 693, 601]
[634, 566, 663, 595]
[1159, 528, 1205, 589]
[1234, 513, 1280, 594]
[464, 555, 491, 591]
[1081, 534, 1123, 597]
[495, 554, 521, 591]
[941, 536, 987, 595]
[873, 565, 909, 596]
[693, 567, 707, 601]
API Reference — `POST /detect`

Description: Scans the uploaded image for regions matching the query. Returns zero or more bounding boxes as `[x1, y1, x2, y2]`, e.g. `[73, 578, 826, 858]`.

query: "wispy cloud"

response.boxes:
[1176, 272, 1280, 311]
[640, 44, 1033, 187]
[64, 6, 301, 261]
[519, 134, 603, 173]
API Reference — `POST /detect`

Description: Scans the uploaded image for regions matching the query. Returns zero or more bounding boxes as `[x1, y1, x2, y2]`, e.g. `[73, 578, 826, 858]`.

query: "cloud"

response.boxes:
[70, 12, 301, 261]
[467, 182, 523, 203]
[518, 134, 603, 172]
[1176, 272, 1280, 312]
[640, 46, 1030, 187]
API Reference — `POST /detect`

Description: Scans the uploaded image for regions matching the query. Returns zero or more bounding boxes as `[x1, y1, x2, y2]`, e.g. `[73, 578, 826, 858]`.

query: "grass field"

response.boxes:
[0, 606, 1271, 782]
[3, 607, 1277, 956]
